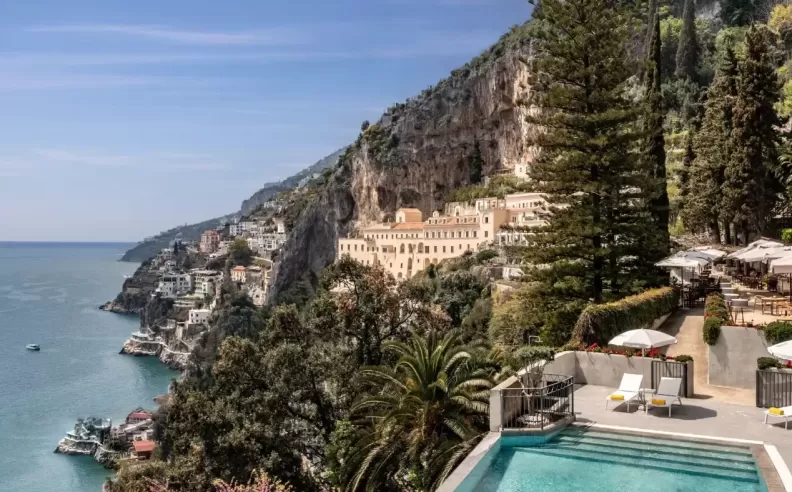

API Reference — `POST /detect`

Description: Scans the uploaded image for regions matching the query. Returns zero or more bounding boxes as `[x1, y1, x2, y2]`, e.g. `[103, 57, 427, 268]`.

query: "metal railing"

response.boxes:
[501, 373, 574, 430]
[756, 369, 792, 408]
[651, 360, 689, 397]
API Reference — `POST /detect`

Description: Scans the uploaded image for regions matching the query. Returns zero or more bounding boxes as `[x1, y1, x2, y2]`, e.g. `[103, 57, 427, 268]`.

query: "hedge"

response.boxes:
[703, 293, 728, 346]
[571, 287, 679, 345]
[758, 356, 782, 370]
[763, 321, 792, 345]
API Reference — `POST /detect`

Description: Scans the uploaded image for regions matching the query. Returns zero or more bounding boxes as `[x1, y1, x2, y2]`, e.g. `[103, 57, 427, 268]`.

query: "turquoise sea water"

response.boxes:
[0, 242, 178, 492]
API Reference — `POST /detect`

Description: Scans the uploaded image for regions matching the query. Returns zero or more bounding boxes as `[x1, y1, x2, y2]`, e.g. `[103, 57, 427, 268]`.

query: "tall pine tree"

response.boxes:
[646, 2, 670, 258]
[526, 0, 661, 308]
[724, 26, 783, 243]
[675, 0, 699, 81]
[682, 41, 738, 242]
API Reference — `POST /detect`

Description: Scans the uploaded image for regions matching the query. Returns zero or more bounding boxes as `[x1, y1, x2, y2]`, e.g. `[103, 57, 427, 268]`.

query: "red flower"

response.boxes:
[666, 356, 675, 360]
[786, 360, 792, 368]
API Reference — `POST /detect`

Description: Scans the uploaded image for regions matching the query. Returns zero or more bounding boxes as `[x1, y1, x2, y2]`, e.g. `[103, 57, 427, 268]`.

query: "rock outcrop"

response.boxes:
[271, 24, 535, 298]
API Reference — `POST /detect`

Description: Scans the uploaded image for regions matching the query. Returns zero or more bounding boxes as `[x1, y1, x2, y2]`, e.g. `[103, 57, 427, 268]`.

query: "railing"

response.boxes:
[501, 373, 574, 430]
[651, 359, 690, 397]
[756, 369, 792, 408]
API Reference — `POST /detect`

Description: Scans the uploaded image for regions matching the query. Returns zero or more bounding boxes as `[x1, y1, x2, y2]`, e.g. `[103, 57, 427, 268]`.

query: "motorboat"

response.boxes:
[26, 344, 40, 351]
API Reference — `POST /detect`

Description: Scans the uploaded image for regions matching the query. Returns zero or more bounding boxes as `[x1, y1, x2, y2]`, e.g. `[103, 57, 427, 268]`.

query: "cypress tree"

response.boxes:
[682, 41, 738, 242]
[675, 0, 699, 80]
[645, 3, 670, 257]
[724, 26, 783, 243]
[469, 141, 484, 184]
[525, 0, 658, 306]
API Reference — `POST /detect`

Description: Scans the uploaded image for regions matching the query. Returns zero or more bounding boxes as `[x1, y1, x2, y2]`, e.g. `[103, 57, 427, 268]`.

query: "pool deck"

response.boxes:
[575, 384, 792, 490]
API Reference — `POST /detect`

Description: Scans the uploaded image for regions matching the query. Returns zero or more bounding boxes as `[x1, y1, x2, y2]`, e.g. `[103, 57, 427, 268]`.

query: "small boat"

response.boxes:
[26, 344, 40, 351]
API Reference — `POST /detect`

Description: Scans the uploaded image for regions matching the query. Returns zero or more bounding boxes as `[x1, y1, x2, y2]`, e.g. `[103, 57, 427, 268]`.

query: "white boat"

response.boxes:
[26, 344, 40, 351]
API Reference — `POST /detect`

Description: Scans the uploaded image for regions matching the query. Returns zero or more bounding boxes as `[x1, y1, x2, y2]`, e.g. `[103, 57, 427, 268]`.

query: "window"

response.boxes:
[354, 245, 357, 251]
[474, 231, 477, 238]
[459, 244, 462, 250]
[485, 217, 489, 223]
[434, 246, 437, 253]
[465, 231, 469, 238]
[451, 246, 454, 253]
[400, 263, 403, 268]
[485, 231, 489, 238]
[443, 246, 446, 253]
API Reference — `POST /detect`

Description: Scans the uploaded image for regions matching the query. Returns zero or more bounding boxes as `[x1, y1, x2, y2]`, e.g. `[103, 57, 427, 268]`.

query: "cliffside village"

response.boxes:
[120, 198, 288, 368]
[338, 165, 548, 280]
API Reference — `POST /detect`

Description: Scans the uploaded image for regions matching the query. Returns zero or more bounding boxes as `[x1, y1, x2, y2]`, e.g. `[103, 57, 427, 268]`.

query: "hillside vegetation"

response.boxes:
[110, 1, 792, 491]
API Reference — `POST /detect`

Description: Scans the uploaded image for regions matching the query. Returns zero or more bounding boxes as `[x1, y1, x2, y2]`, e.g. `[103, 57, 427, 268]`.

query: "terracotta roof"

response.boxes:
[232, 266, 246, 271]
[391, 223, 425, 230]
[133, 440, 156, 453]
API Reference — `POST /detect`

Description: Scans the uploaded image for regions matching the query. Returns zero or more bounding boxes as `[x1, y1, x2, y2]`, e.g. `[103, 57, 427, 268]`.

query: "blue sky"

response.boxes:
[0, 0, 531, 242]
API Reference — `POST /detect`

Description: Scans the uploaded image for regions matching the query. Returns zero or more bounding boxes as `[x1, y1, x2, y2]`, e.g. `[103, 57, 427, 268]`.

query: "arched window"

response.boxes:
[407, 258, 413, 270]
[397, 272, 403, 279]
[408, 244, 414, 253]
[400, 244, 405, 254]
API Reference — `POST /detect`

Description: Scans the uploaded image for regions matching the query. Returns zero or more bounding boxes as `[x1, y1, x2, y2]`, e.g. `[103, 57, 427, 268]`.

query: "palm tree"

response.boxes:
[342, 331, 496, 492]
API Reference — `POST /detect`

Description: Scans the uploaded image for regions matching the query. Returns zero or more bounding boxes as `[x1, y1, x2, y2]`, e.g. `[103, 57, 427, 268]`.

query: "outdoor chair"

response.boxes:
[645, 377, 683, 417]
[764, 406, 792, 429]
[605, 373, 643, 412]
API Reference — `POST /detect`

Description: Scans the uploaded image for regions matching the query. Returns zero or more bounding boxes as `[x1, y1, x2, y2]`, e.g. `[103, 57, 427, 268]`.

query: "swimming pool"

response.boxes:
[464, 427, 766, 492]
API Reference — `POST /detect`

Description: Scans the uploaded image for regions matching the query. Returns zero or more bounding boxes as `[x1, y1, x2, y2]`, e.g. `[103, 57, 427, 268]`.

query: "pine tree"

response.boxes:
[525, 0, 660, 306]
[646, 3, 670, 257]
[675, 0, 699, 80]
[720, 0, 761, 27]
[724, 26, 783, 243]
[682, 41, 738, 242]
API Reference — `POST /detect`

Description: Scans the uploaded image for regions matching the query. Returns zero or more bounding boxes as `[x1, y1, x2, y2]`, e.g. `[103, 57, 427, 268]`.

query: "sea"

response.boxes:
[0, 242, 178, 492]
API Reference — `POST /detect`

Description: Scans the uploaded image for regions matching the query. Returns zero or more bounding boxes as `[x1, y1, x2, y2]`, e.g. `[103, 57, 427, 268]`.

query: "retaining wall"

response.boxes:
[708, 325, 771, 389]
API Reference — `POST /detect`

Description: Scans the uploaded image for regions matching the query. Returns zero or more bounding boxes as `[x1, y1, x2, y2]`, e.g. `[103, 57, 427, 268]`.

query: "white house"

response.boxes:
[155, 273, 192, 299]
[188, 309, 211, 325]
[191, 270, 222, 298]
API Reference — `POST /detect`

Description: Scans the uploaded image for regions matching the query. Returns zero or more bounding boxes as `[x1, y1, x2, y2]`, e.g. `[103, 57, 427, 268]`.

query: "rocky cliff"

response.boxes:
[271, 24, 535, 298]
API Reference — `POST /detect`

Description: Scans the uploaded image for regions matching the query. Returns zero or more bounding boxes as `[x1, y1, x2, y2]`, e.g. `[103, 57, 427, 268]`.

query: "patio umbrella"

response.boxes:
[609, 328, 678, 357]
[770, 255, 792, 301]
[768, 340, 792, 361]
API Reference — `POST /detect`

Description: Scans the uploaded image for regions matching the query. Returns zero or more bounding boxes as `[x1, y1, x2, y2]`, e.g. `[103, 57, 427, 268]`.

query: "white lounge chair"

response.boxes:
[764, 406, 792, 429]
[605, 373, 643, 412]
[645, 377, 683, 417]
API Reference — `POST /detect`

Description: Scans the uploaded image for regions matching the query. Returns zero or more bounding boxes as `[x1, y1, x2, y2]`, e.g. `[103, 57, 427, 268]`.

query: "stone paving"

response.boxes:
[661, 308, 755, 405]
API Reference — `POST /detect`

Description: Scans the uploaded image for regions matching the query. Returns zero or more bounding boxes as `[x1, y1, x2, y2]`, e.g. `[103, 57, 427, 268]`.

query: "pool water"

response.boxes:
[472, 427, 766, 492]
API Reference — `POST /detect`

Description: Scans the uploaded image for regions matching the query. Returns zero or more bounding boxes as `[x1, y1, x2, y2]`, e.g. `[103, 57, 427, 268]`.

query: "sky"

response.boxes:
[0, 0, 532, 242]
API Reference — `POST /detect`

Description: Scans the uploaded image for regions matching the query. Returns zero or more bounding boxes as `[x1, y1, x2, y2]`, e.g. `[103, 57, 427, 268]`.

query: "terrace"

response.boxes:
[441, 350, 792, 492]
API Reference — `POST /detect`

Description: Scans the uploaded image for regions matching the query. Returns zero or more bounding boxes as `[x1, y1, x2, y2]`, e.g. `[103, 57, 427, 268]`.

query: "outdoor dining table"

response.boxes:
[762, 298, 788, 315]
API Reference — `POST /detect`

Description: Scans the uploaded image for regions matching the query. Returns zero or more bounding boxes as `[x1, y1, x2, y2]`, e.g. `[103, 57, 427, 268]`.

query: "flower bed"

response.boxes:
[581, 343, 691, 362]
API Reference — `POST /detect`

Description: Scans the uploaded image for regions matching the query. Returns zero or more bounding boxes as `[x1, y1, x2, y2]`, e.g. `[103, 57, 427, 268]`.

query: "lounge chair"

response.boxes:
[605, 373, 643, 412]
[764, 406, 792, 429]
[645, 377, 683, 417]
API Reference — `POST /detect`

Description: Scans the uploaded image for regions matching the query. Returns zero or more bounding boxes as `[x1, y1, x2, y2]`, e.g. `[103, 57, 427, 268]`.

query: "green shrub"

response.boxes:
[674, 354, 693, 363]
[475, 249, 498, 263]
[571, 287, 679, 345]
[703, 317, 722, 345]
[758, 357, 782, 370]
[763, 321, 792, 344]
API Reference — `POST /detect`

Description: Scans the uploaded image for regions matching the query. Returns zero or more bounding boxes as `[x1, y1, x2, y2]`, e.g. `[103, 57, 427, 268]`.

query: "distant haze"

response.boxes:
[0, 0, 531, 242]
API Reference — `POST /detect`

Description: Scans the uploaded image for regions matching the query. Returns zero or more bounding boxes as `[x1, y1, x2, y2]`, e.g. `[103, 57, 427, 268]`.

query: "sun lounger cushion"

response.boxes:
[651, 398, 666, 405]
[769, 407, 785, 416]
[609, 394, 624, 400]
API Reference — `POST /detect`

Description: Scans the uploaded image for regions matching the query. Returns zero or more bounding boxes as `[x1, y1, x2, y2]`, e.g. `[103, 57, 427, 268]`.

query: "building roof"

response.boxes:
[202, 230, 219, 236]
[133, 440, 156, 453]
[232, 266, 247, 271]
[397, 208, 423, 222]
[129, 411, 151, 420]
[392, 223, 425, 230]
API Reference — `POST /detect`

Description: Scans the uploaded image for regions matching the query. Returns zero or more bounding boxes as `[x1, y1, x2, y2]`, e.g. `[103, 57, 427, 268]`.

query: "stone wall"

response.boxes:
[709, 325, 772, 389]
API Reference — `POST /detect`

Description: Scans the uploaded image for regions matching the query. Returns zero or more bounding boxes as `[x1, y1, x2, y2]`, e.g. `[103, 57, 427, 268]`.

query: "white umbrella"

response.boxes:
[609, 328, 678, 357]
[691, 247, 727, 259]
[728, 239, 784, 259]
[768, 341, 792, 361]
[739, 246, 792, 263]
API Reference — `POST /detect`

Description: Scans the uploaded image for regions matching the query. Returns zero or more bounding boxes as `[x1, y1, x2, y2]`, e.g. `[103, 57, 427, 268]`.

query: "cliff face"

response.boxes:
[271, 25, 535, 297]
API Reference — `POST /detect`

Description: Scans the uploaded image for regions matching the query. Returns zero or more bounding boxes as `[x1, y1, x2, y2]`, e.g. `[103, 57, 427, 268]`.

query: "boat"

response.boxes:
[26, 344, 40, 351]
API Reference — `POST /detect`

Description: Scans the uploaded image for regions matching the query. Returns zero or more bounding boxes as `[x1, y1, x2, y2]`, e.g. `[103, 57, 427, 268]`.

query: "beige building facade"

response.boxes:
[338, 191, 550, 280]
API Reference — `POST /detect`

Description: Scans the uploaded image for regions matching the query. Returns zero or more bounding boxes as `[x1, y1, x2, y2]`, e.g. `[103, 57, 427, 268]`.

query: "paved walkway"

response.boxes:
[662, 308, 755, 405]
